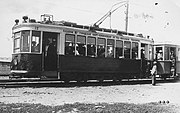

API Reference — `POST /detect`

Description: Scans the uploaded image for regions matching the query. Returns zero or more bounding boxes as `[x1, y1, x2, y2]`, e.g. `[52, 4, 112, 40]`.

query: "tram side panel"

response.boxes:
[11, 54, 42, 77]
[59, 55, 142, 81]
[157, 61, 171, 78]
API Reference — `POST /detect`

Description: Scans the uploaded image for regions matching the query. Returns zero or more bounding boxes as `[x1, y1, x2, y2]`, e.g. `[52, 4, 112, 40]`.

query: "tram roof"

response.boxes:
[13, 15, 153, 42]
[154, 42, 179, 47]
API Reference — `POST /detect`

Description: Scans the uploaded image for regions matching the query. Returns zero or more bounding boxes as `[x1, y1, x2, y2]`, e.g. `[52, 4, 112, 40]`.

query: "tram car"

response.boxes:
[154, 43, 180, 79]
[10, 14, 154, 82]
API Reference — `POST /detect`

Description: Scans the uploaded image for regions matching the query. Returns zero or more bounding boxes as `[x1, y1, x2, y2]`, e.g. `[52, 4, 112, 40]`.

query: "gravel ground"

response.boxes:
[0, 80, 180, 112]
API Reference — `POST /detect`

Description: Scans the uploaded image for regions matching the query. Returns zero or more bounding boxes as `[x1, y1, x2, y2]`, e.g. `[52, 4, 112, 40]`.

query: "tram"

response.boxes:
[154, 43, 180, 79]
[10, 14, 154, 82]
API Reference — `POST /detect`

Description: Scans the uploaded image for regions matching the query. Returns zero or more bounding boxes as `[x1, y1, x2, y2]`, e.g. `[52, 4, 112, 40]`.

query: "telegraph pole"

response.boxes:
[125, 0, 129, 33]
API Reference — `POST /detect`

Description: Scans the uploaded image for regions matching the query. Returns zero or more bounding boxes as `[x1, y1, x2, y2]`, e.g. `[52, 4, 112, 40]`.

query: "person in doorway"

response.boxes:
[46, 39, 57, 71]
[157, 50, 163, 60]
[151, 61, 157, 85]
[141, 49, 145, 59]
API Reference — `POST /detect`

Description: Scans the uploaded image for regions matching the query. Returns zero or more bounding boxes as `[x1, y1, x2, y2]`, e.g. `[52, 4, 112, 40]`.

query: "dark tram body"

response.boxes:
[10, 14, 155, 82]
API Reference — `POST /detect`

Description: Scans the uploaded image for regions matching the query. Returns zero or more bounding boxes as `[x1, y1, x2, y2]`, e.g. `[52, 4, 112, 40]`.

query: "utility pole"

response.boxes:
[125, 0, 129, 33]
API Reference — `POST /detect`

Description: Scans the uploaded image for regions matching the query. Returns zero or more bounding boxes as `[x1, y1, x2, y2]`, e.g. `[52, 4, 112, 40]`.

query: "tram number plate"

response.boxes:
[35, 26, 39, 30]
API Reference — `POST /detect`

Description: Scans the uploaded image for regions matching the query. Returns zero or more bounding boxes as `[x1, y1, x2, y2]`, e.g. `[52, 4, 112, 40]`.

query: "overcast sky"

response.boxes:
[0, 0, 180, 57]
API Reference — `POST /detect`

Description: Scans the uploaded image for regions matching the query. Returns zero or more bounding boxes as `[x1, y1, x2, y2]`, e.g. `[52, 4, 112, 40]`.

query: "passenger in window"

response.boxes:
[65, 42, 75, 55]
[75, 44, 80, 56]
[157, 50, 163, 60]
[75, 48, 80, 56]
[170, 51, 175, 60]
[107, 46, 113, 58]
[132, 52, 138, 59]
[32, 41, 40, 52]
[97, 46, 105, 57]
[35, 43, 40, 52]
[31, 41, 36, 52]
[76, 44, 85, 56]
[87, 45, 95, 57]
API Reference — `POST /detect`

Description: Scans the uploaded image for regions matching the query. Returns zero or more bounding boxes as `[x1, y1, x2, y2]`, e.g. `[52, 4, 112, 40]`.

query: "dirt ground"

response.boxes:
[0, 80, 180, 112]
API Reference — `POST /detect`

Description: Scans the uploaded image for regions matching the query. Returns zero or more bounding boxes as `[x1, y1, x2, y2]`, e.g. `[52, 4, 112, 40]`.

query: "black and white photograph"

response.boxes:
[0, 0, 180, 112]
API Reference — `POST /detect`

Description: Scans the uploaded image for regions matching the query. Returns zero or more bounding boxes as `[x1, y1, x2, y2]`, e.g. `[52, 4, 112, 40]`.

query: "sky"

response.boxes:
[0, 0, 180, 57]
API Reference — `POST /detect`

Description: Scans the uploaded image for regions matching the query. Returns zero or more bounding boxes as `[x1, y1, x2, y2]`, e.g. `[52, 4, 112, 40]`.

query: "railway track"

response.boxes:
[0, 77, 178, 88]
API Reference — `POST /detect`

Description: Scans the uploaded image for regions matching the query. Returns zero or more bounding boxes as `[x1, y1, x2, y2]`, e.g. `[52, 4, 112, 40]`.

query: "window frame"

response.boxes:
[155, 46, 163, 60]
[13, 32, 21, 53]
[124, 41, 131, 59]
[31, 30, 41, 53]
[115, 40, 123, 58]
[76, 35, 86, 56]
[65, 34, 75, 56]
[132, 42, 139, 59]
[87, 36, 96, 57]
[107, 39, 115, 58]
[97, 37, 106, 58]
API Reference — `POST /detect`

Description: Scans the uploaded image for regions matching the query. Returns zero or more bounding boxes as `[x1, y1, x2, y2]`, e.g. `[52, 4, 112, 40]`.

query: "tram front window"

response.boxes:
[124, 41, 131, 58]
[97, 38, 105, 57]
[116, 40, 123, 58]
[132, 42, 138, 59]
[87, 36, 96, 57]
[76, 35, 86, 56]
[21, 30, 30, 52]
[31, 31, 41, 53]
[13, 32, 20, 53]
[107, 39, 114, 58]
[65, 34, 75, 55]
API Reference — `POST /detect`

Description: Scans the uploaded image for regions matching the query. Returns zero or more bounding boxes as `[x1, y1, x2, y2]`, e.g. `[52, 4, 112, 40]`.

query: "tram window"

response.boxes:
[76, 35, 86, 56]
[156, 47, 163, 60]
[87, 36, 96, 57]
[21, 30, 30, 52]
[65, 34, 75, 55]
[97, 38, 105, 57]
[178, 48, 180, 61]
[31, 31, 41, 52]
[132, 42, 138, 59]
[164, 47, 176, 60]
[164, 47, 170, 60]
[124, 41, 131, 58]
[149, 45, 153, 60]
[107, 39, 114, 58]
[116, 40, 123, 58]
[170, 47, 176, 60]
[14, 32, 20, 53]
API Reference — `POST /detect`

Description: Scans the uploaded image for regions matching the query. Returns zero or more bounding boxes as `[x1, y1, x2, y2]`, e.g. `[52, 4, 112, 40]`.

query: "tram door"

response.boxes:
[42, 32, 58, 77]
[140, 43, 149, 76]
